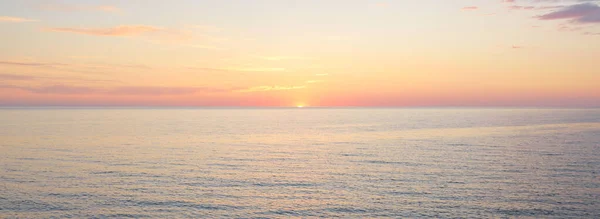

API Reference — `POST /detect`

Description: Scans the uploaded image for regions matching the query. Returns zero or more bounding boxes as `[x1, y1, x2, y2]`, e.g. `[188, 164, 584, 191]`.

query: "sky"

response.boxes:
[1, 0, 599, 107]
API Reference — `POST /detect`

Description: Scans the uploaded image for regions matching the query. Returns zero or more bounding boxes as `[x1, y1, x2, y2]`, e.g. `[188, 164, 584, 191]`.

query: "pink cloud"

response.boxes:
[44, 25, 195, 43]
[0, 73, 117, 83]
[462, 6, 479, 10]
[0, 85, 230, 96]
[509, 5, 536, 10]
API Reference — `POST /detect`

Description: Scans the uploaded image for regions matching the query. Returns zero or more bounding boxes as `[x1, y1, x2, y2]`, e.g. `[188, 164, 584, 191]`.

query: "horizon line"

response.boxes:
[0, 106, 598, 109]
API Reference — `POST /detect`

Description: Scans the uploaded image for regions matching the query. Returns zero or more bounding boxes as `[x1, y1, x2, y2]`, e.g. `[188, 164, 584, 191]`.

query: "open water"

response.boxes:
[1, 108, 599, 218]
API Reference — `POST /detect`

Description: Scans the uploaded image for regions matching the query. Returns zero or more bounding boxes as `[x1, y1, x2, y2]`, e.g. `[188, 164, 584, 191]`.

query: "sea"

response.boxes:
[0, 108, 599, 218]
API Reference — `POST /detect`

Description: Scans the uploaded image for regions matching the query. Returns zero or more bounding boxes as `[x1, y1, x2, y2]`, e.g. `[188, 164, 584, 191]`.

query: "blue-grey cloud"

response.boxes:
[537, 3, 600, 23]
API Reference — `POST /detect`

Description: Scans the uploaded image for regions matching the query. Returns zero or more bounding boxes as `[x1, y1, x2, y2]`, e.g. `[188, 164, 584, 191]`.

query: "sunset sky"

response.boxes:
[1, 0, 599, 107]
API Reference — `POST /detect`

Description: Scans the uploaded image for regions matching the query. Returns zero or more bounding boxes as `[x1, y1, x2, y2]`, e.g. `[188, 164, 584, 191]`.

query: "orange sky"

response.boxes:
[1, 0, 599, 107]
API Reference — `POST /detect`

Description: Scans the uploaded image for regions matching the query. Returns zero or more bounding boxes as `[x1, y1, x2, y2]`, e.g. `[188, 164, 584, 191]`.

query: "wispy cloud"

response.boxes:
[509, 5, 536, 10]
[0, 59, 154, 76]
[0, 16, 38, 22]
[39, 4, 120, 13]
[45, 25, 210, 47]
[230, 67, 286, 72]
[257, 56, 310, 61]
[44, 25, 161, 36]
[0, 60, 66, 67]
[1, 83, 310, 95]
[0, 74, 36, 80]
[106, 86, 227, 95]
[0, 84, 228, 95]
[236, 85, 306, 93]
[0, 59, 147, 69]
[462, 6, 479, 10]
[189, 67, 286, 72]
[0, 73, 117, 83]
[0, 84, 96, 95]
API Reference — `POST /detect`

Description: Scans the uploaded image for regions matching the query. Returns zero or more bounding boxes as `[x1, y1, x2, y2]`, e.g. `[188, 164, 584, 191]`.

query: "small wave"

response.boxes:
[268, 209, 301, 216]
[96, 213, 150, 218]
[128, 200, 246, 211]
[496, 208, 555, 216]
[389, 191, 431, 196]
[360, 160, 422, 166]
[90, 171, 119, 175]
[447, 143, 472, 146]
[0, 199, 72, 212]
[325, 207, 368, 213]
[47, 192, 94, 198]
[340, 153, 374, 157]
[252, 182, 316, 187]
[206, 163, 243, 168]
[15, 157, 40, 161]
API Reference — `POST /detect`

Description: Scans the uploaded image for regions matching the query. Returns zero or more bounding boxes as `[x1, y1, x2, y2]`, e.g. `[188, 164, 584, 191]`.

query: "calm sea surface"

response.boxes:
[1, 108, 599, 218]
